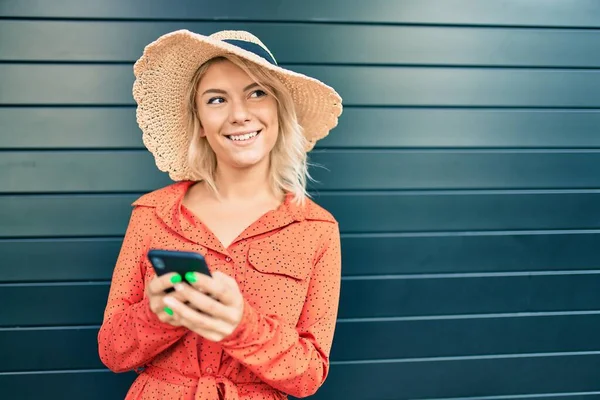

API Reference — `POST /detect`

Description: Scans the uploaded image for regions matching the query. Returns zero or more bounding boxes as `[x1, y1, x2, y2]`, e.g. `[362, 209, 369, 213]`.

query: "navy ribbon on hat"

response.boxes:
[222, 39, 278, 66]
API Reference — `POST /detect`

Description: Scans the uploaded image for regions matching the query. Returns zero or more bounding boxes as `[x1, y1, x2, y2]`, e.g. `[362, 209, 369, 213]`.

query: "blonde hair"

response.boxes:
[185, 54, 311, 205]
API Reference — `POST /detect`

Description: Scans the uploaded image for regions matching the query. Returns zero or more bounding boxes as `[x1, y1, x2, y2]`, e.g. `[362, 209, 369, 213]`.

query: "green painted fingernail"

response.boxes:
[170, 274, 182, 284]
[164, 307, 173, 316]
[185, 271, 197, 283]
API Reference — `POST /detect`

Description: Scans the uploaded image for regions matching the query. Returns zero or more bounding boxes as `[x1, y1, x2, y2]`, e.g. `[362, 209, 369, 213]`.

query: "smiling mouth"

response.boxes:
[226, 130, 261, 142]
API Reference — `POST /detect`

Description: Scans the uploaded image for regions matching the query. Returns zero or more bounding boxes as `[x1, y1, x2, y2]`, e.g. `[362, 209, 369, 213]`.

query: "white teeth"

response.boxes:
[229, 131, 258, 141]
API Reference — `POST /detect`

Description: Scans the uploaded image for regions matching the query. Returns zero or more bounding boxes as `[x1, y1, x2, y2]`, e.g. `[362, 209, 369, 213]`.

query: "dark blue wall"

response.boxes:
[2, 1, 600, 399]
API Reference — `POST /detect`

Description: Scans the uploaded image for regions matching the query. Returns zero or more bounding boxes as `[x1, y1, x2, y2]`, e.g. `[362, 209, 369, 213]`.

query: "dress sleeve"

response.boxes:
[220, 223, 342, 398]
[97, 206, 187, 373]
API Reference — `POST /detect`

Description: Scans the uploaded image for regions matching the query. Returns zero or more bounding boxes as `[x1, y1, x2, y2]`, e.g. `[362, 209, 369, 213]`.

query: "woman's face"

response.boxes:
[195, 59, 279, 172]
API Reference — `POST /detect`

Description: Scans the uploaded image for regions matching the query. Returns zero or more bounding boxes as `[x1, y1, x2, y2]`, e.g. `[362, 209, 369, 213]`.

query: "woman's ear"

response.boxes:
[198, 121, 206, 137]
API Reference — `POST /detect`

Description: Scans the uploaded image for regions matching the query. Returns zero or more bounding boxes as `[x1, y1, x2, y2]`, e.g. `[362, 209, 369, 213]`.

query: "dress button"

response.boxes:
[205, 367, 213, 374]
[225, 256, 232, 262]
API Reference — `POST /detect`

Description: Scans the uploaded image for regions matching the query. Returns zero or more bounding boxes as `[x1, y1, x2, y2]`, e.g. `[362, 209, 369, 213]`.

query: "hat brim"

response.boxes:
[132, 29, 343, 181]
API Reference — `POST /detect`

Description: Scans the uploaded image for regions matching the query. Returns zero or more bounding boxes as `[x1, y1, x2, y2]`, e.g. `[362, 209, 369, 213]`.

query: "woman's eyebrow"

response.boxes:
[201, 83, 259, 96]
[202, 88, 227, 96]
[244, 83, 260, 91]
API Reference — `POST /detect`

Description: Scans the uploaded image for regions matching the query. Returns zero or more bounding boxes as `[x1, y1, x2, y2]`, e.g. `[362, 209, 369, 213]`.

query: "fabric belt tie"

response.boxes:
[144, 365, 273, 400]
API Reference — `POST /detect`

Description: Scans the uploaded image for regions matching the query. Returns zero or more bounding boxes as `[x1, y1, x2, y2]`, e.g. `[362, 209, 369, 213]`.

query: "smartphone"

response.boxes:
[147, 249, 211, 292]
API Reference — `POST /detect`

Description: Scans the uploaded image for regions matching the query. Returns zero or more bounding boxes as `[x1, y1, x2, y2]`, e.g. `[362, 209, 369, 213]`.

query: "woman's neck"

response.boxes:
[212, 161, 278, 202]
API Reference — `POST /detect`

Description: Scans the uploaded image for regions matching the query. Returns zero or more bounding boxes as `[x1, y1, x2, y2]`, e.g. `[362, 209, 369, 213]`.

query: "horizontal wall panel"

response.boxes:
[2, 0, 600, 28]
[311, 151, 600, 190]
[6, 151, 600, 193]
[5, 108, 600, 150]
[0, 284, 110, 326]
[1, 152, 171, 193]
[3, 192, 600, 238]
[0, 107, 142, 149]
[468, 396, 600, 400]
[298, 66, 600, 108]
[340, 232, 600, 276]
[320, 109, 600, 149]
[332, 314, 600, 361]
[4, 314, 600, 372]
[315, 354, 600, 400]
[4, 64, 600, 107]
[0, 371, 135, 400]
[338, 273, 600, 318]
[5, 21, 600, 67]
[3, 274, 600, 326]
[0, 239, 122, 282]
[0, 65, 134, 106]
[0, 327, 104, 371]
[4, 232, 600, 282]
[2, 355, 600, 400]
[0, 195, 135, 238]
[317, 192, 600, 233]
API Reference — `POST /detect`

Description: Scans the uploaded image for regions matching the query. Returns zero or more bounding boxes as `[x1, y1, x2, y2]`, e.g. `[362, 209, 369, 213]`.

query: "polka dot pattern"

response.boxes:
[98, 181, 342, 399]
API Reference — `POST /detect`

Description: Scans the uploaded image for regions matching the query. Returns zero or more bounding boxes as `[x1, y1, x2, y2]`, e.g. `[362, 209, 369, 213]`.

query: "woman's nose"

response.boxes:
[229, 100, 251, 124]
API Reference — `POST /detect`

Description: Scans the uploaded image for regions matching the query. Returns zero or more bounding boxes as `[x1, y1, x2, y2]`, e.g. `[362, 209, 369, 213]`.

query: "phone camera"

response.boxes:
[151, 257, 165, 269]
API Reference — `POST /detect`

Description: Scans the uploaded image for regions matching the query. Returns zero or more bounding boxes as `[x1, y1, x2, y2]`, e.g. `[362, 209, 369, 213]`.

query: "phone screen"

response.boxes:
[147, 249, 212, 278]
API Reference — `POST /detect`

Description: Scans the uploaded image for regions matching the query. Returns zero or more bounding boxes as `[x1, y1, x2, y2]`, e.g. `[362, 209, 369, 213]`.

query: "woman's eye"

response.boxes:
[207, 97, 225, 104]
[250, 89, 267, 98]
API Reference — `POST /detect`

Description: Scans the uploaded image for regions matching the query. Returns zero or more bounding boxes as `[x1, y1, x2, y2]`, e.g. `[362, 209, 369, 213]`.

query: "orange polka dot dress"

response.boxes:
[98, 181, 342, 400]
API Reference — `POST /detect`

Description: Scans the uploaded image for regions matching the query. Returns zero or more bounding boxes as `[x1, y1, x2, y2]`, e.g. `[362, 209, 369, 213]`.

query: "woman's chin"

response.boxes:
[226, 154, 269, 170]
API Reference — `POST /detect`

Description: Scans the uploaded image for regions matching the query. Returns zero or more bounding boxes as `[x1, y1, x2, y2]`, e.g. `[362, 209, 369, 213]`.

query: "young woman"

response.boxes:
[97, 29, 343, 400]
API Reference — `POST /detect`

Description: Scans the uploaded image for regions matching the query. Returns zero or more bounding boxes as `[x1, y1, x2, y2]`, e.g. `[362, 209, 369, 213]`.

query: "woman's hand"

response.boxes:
[146, 272, 188, 327]
[163, 271, 244, 342]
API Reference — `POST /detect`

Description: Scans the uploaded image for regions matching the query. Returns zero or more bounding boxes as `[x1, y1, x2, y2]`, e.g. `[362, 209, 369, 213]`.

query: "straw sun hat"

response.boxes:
[132, 29, 343, 181]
